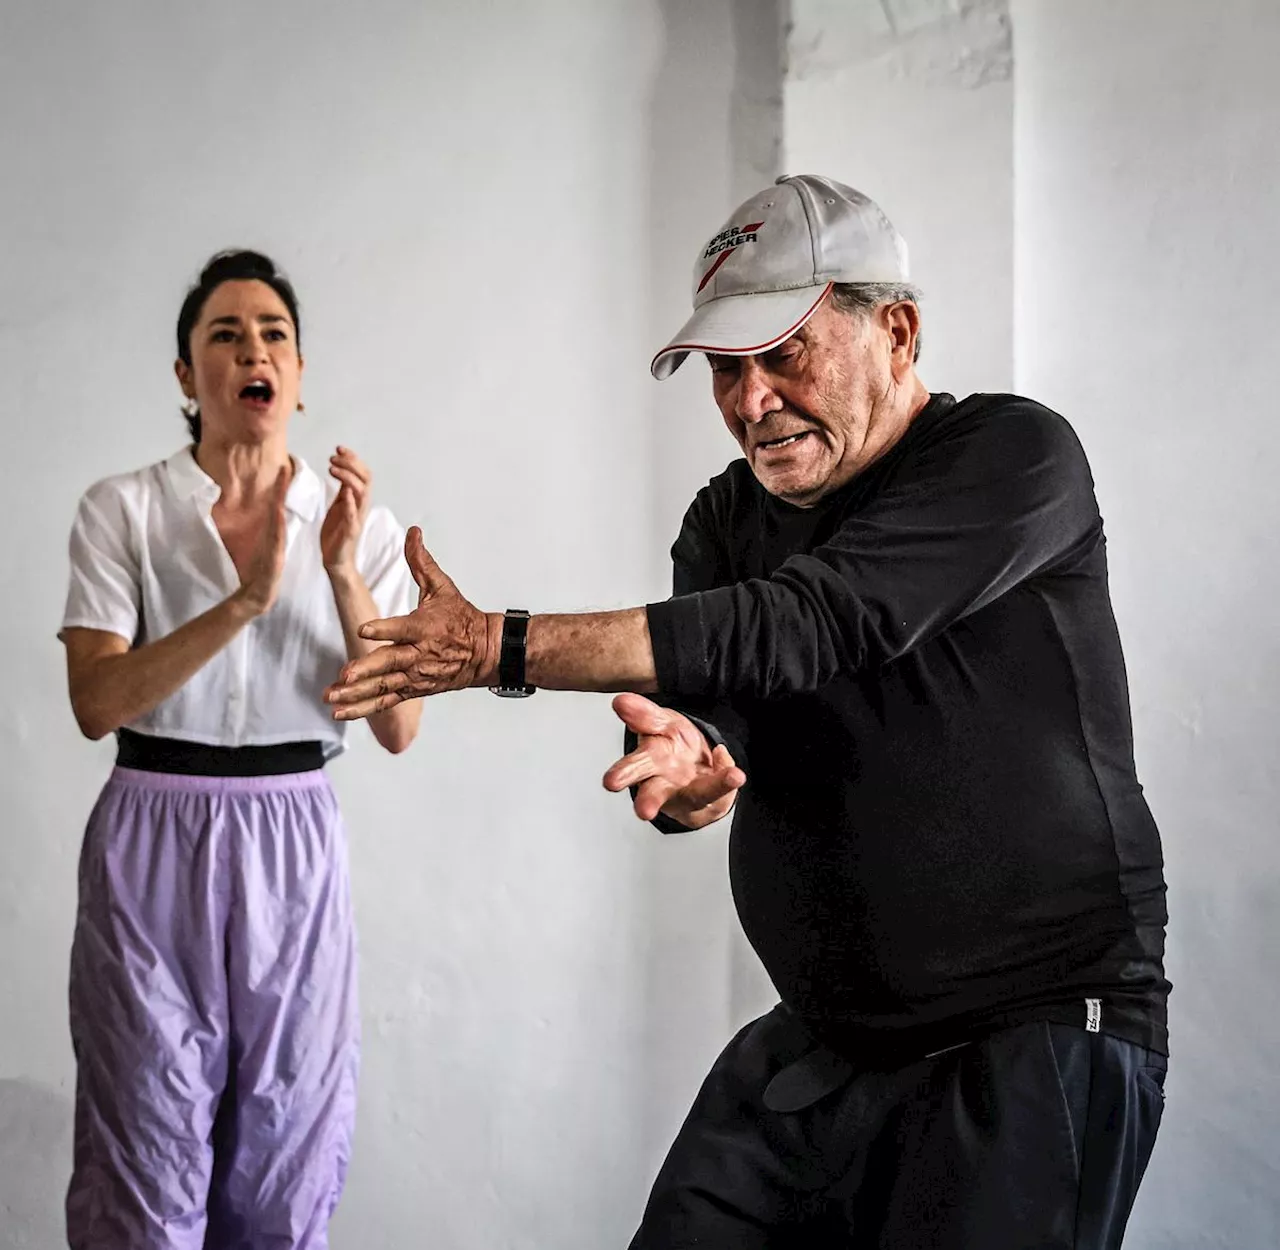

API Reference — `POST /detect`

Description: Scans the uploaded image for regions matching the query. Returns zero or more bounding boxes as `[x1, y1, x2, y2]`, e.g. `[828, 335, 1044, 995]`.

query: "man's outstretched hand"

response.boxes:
[603, 693, 745, 829]
[325, 527, 497, 719]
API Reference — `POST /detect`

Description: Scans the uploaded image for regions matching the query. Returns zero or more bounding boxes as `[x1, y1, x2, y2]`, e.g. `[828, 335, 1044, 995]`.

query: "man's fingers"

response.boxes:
[602, 745, 665, 793]
[356, 613, 422, 644]
[327, 670, 414, 706]
[611, 692, 678, 737]
[710, 743, 745, 785]
[633, 775, 680, 823]
[679, 758, 746, 808]
[404, 527, 449, 598]
[332, 690, 404, 721]
[332, 643, 420, 689]
[604, 744, 745, 820]
[405, 530, 430, 596]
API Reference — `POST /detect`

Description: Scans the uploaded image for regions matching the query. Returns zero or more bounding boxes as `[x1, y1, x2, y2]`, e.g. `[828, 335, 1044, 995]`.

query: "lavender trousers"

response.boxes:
[66, 765, 359, 1249]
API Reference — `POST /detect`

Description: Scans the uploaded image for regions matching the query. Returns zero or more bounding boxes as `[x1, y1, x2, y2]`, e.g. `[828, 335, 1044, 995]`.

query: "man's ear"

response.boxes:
[884, 301, 921, 379]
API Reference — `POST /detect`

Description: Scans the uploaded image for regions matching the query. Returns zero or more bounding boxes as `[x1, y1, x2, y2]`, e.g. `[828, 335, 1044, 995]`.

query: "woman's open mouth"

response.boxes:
[238, 380, 275, 408]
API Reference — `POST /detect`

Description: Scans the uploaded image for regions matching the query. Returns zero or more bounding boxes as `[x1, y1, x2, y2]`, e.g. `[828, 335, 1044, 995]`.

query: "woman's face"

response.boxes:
[176, 279, 303, 444]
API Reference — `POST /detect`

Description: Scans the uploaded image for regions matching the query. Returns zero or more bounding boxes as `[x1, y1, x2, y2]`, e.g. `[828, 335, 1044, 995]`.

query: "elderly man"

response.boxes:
[327, 175, 1169, 1249]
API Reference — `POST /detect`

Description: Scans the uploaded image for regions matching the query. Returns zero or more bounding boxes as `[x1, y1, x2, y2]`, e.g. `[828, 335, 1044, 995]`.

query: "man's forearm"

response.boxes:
[490, 607, 659, 693]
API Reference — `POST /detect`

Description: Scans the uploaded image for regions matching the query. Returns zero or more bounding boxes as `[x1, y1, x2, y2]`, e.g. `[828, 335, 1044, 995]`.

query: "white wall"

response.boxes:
[1014, 2, 1280, 1244]
[13, 1, 1269, 1244]
[787, 0, 1280, 1241]
[785, 0, 1014, 395]
[0, 2, 781, 1247]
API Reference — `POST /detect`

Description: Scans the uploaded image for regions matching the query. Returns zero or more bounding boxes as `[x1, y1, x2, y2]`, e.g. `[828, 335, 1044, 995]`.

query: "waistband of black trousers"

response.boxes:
[115, 727, 326, 777]
[790, 994, 1168, 1071]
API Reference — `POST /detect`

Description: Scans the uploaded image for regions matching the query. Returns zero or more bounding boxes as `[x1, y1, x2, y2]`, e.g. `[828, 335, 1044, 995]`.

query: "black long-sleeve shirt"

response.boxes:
[644, 392, 1169, 1061]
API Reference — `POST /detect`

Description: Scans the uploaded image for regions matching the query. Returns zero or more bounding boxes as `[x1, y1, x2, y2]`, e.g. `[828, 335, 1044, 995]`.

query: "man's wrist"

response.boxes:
[475, 611, 505, 687]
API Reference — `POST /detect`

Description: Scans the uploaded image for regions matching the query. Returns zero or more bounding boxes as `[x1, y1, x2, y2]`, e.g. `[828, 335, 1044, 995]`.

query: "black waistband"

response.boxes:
[116, 728, 325, 777]
[793, 994, 1168, 1071]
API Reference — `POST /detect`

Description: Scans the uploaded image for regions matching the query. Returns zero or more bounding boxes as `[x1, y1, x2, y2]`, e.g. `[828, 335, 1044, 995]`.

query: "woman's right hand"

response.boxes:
[235, 467, 290, 617]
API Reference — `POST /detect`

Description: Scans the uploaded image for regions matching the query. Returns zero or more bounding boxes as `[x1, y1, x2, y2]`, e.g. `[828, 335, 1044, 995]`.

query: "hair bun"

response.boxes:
[199, 249, 279, 286]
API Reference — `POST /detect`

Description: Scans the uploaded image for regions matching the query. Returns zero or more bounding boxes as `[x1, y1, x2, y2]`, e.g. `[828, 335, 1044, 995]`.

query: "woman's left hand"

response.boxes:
[321, 445, 372, 573]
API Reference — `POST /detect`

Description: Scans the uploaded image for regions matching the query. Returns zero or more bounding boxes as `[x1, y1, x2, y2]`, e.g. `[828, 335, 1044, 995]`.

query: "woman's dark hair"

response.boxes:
[176, 250, 302, 443]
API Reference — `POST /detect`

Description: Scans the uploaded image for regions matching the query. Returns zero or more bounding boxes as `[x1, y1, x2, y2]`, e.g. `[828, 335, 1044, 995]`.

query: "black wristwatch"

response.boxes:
[489, 609, 536, 698]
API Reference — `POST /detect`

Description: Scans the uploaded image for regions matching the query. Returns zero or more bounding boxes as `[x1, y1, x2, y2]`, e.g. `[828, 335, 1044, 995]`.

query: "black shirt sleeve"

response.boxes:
[645, 398, 1101, 701]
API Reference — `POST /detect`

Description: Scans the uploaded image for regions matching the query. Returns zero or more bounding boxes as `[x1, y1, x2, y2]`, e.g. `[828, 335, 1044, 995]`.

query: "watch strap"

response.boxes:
[493, 609, 536, 697]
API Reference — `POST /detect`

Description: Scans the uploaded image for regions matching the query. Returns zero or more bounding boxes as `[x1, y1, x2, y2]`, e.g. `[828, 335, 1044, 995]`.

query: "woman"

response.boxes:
[58, 250, 422, 1249]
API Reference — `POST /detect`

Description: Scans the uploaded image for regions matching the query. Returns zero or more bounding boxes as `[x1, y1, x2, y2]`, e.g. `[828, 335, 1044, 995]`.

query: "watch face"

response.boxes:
[489, 685, 536, 699]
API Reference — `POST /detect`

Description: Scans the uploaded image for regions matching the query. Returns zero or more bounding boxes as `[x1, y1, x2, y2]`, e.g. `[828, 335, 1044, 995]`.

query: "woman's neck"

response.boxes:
[194, 435, 293, 507]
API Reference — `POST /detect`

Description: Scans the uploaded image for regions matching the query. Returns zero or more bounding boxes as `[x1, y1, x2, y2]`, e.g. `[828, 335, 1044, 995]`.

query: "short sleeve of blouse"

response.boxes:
[59, 480, 141, 643]
[357, 504, 416, 619]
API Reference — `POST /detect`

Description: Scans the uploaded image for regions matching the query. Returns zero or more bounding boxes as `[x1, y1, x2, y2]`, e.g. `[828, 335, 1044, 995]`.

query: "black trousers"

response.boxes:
[630, 1005, 1166, 1249]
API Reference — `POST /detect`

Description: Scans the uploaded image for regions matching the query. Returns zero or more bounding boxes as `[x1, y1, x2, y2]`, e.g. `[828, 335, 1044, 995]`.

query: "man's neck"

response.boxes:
[841, 378, 933, 489]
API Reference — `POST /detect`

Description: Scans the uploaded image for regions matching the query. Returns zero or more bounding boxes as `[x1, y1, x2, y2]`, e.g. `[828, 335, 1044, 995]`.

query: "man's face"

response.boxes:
[707, 298, 910, 508]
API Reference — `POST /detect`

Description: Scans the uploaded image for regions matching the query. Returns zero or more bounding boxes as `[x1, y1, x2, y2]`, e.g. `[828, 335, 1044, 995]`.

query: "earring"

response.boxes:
[296, 400, 306, 413]
[182, 397, 199, 418]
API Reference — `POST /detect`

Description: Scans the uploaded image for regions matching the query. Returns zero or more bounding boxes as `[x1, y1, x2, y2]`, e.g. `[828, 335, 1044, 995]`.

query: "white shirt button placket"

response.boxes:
[227, 630, 249, 742]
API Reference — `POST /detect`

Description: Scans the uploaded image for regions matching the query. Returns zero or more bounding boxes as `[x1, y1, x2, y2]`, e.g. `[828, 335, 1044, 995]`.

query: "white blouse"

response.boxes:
[60, 447, 415, 757]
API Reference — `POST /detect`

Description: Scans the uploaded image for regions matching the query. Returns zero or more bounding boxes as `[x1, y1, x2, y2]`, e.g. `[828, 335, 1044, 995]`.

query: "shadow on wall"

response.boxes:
[0, 1078, 72, 1249]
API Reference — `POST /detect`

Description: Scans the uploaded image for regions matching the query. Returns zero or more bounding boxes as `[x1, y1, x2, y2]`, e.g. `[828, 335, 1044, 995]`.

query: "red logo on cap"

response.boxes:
[697, 221, 765, 293]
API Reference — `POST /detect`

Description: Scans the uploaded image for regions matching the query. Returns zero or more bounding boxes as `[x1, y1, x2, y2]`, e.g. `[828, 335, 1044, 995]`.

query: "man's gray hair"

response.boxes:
[829, 282, 923, 363]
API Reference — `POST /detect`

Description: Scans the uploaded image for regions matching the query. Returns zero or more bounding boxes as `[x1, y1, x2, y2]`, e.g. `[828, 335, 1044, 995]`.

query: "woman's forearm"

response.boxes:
[67, 592, 258, 739]
[329, 566, 423, 752]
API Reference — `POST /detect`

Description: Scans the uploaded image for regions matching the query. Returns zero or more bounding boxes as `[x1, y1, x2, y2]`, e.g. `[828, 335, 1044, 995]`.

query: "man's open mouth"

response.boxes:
[757, 432, 809, 450]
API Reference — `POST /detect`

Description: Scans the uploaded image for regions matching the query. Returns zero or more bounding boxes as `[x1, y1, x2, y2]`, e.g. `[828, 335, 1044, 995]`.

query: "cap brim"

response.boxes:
[650, 283, 833, 380]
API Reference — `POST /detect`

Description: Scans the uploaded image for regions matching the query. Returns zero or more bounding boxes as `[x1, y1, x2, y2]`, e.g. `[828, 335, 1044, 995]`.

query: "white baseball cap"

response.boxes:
[651, 174, 909, 380]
